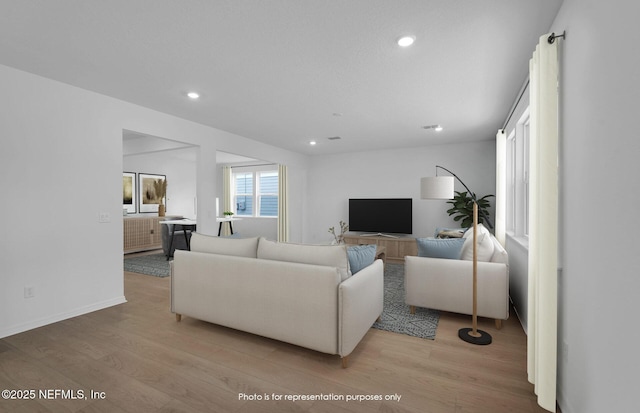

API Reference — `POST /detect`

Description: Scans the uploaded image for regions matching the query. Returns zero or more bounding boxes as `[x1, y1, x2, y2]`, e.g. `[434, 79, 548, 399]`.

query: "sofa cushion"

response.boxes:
[190, 232, 259, 258]
[489, 236, 509, 265]
[416, 237, 465, 259]
[347, 244, 377, 274]
[460, 224, 494, 262]
[257, 237, 350, 281]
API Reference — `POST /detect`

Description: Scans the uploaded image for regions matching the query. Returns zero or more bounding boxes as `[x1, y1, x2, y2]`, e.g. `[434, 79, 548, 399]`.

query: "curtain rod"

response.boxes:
[501, 31, 564, 131]
[230, 163, 277, 169]
[501, 79, 529, 131]
[547, 31, 566, 44]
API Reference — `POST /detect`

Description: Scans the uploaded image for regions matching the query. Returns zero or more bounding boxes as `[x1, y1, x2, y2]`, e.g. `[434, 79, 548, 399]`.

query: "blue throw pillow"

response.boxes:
[416, 237, 465, 259]
[347, 244, 377, 274]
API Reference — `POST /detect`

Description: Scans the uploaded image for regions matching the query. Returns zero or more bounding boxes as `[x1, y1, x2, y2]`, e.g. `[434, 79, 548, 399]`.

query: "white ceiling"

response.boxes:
[0, 0, 562, 155]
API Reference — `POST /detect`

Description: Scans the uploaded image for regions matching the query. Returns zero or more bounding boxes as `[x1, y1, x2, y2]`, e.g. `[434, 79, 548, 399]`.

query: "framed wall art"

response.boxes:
[123, 172, 137, 214]
[138, 173, 166, 213]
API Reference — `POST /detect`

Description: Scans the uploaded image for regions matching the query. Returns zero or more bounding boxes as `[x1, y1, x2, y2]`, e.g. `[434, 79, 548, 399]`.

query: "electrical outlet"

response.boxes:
[98, 212, 111, 223]
[24, 286, 35, 299]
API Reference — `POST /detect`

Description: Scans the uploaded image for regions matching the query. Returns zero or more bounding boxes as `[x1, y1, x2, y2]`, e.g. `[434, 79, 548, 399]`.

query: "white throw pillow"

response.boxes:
[460, 224, 495, 262]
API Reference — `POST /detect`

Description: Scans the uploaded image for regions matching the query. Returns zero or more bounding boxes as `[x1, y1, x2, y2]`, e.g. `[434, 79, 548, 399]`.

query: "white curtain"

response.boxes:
[221, 166, 232, 237]
[495, 129, 507, 246]
[527, 33, 560, 412]
[277, 164, 289, 242]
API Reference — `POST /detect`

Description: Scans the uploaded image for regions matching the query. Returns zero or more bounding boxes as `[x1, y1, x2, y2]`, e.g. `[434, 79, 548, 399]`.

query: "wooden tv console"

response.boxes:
[343, 234, 417, 264]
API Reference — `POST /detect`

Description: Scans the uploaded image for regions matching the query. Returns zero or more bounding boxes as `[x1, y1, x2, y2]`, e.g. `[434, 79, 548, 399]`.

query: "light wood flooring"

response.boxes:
[0, 267, 554, 413]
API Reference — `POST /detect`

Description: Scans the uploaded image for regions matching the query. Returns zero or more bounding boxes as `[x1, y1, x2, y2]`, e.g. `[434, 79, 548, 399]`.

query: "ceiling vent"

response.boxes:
[327, 136, 342, 141]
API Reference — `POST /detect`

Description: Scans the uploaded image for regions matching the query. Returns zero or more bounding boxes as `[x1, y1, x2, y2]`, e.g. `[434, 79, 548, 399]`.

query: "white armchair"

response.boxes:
[404, 233, 509, 328]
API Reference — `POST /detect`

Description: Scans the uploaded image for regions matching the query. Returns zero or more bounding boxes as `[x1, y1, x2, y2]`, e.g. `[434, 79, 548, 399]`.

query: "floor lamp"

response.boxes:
[421, 165, 492, 345]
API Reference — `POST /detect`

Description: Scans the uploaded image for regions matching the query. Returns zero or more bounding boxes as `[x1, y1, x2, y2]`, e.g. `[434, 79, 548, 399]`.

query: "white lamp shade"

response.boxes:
[421, 176, 454, 199]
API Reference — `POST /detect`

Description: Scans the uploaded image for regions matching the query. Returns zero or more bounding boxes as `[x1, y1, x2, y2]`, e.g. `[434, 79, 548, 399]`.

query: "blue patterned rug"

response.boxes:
[124, 253, 170, 277]
[373, 263, 440, 340]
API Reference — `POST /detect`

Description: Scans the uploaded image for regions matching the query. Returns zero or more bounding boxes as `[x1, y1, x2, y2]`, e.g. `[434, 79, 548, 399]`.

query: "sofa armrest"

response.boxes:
[338, 259, 384, 357]
[405, 256, 509, 320]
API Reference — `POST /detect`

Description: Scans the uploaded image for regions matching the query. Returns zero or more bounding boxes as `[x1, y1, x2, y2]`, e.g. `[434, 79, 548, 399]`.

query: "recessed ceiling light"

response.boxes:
[397, 35, 415, 47]
[422, 124, 443, 132]
[187, 92, 200, 99]
[309, 140, 317, 146]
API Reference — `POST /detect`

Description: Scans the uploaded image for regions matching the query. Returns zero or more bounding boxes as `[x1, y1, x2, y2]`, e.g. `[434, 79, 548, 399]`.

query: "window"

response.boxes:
[232, 167, 278, 217]
[506, 109, 530, 242]
[258, 171, 278, 216]
[234, 172, 254, 216]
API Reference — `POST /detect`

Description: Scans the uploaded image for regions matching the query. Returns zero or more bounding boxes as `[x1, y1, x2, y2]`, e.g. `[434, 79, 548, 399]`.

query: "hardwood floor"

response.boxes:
[0, 270, 553, 413]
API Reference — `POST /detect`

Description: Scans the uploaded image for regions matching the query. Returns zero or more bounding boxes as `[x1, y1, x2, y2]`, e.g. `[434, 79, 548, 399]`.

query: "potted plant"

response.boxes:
[445, 191, 494, 228]
[223, 211, 234, 218]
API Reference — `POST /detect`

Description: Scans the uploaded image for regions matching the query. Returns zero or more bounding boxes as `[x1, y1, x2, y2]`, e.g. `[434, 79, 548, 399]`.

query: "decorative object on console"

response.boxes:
[328, 220, 349, 244]
[154, 178, 167, 217]
[138, 173, 167, 214]
[446, 190, 494, 228]
[223, 211, 234, 217]
[421, 165, 494, 346]
[435, 227, 466, 238]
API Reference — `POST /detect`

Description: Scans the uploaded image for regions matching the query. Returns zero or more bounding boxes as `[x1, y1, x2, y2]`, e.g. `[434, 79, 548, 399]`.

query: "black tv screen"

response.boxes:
[349, 198, 412, 235]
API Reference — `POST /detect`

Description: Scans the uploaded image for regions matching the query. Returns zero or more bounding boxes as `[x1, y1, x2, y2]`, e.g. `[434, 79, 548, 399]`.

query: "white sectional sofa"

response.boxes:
[170, 233, 384, 367]
[404, 225, 509, 328]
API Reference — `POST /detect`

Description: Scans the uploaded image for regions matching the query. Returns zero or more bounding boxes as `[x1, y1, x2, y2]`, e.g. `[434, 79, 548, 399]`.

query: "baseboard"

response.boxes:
[0, 296, 127, 339]
[510, 296, 528, 335]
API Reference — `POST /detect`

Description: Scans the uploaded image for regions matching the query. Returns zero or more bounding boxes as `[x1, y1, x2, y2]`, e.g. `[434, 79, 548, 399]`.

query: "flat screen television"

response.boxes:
[348, 198, 412, 235]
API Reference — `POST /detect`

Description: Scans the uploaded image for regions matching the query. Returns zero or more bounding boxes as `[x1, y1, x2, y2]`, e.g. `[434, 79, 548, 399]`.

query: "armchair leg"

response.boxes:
[410, 305, 416, 315]
[176, 313, 182, 322]
[341, 356, 349, 369]
[495, 319, 502, 330]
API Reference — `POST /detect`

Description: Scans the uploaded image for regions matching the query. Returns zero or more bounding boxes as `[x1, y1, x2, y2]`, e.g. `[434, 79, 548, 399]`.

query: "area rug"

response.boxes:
[372, 263, 440, 340]
[124, 253, 170, 277]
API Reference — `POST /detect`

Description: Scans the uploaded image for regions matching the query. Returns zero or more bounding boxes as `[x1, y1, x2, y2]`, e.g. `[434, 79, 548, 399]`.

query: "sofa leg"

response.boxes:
[176, 313, 182, 322]
[495, 319, 502, 330]
[341, 356, 349, 369]
[410, 305, 416, 315]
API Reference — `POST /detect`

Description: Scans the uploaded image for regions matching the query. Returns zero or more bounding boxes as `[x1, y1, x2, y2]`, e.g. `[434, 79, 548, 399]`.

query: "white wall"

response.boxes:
[0, 64, 132, 338]
[123, 148, 198, 219]
[304, 141, 496, 244]
[549, 1, 640, 412]
[0, 63, 308, 338]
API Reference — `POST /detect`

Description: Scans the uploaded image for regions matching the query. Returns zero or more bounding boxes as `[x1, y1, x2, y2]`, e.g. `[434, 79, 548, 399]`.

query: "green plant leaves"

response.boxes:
[445, 191, 494, 228]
